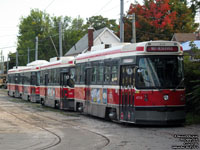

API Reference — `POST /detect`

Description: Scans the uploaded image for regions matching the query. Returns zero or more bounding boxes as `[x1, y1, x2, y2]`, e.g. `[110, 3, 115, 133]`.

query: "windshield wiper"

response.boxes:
[173, 78, 184, 91]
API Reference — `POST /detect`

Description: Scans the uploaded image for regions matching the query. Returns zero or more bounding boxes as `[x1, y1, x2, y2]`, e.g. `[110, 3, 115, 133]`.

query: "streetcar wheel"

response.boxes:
[54, 101, 60, 109]
[41, 99, 44, 106]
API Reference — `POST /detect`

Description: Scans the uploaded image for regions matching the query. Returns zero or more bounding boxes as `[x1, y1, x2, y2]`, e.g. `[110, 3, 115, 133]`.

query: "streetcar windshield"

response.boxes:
[136, 56, 184, 89]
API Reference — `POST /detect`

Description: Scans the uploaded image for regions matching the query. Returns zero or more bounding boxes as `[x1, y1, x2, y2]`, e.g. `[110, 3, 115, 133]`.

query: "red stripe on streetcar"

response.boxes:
[77, 47, 146, 61]
[76, 49, 121, 60]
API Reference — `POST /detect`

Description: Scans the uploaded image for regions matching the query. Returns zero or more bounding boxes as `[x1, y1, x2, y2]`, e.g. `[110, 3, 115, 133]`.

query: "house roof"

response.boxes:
[65, 27, 118, 56]
[181, 40, 200, 51]
[171, 33, 196, 43]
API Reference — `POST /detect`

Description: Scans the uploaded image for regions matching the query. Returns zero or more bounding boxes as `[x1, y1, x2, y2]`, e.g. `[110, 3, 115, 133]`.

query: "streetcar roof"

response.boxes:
[8, 65, 40, 74]
[76, 41, 182, 63]
[40, 56, 75, 70]
[27, 60, 48, 66]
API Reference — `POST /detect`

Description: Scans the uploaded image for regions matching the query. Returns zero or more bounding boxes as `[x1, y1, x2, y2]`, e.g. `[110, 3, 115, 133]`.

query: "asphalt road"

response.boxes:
[0, 89, 199, 150]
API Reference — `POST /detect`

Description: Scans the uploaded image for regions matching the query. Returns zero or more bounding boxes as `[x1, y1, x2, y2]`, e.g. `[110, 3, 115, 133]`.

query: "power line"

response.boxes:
[0, 46, 16, 49]
[93, 0, 113, 16]
[0, 34, 17, 38]
[44, 0, 56, 11]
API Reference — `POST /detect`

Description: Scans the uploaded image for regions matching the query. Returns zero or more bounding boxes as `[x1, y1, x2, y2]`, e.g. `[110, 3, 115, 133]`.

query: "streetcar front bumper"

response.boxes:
[134, 106, 185, 125]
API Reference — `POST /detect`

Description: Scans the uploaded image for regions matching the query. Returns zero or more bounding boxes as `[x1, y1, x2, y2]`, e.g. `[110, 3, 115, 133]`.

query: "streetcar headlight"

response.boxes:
[180, 94, 185, 101]
[163, 95, 169, 101]
[144, 94, 148, 101]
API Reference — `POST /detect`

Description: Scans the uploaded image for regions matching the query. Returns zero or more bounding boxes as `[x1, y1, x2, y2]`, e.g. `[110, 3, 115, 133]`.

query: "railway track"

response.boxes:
[2, 108, 62, 150]
[34, 112, 111, 149]
[6, 109, 110, 150]
[0, 90, 111, 150]
[1, 104, 110, 150]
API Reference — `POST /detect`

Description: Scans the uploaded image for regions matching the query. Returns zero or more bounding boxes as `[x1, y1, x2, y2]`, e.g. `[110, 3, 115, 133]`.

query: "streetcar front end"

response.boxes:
[134, 42, 185, 125]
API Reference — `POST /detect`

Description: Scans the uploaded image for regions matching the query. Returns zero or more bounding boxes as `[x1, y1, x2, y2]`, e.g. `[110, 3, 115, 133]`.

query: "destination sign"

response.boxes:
[147, 46, 178, 52]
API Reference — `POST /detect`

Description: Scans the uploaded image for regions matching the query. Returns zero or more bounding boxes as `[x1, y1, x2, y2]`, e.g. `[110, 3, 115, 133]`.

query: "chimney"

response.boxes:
[88, 26, 94, 51]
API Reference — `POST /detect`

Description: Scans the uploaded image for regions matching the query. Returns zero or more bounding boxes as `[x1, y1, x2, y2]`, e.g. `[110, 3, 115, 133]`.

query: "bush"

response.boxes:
[184, 42, 200, 116]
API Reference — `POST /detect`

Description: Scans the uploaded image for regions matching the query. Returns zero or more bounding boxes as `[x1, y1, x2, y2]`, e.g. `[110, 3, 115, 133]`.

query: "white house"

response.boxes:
[65, 27, 120, 56]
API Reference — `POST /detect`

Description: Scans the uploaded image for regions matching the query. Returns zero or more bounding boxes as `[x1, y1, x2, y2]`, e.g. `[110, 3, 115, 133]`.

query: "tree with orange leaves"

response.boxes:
[124, 0, 198, 42]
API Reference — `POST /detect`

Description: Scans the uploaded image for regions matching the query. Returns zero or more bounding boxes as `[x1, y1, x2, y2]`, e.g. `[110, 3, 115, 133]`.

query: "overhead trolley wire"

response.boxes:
[44, 0, 56, 11]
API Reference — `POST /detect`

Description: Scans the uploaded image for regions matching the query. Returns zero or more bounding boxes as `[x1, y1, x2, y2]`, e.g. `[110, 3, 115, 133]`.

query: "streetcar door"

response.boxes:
[30, 73, 36, 100]
[85, 68, 91, 114]
[60, 72, 69, 108]
[44, 73, 48, 98]
[119, 65, 135, 122]
[14, 74, 19, 96]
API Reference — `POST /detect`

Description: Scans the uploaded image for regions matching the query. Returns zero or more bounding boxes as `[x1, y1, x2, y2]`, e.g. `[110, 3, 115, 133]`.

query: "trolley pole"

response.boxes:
[120, 0, 124, 43]
[35, 36, 38, 61]
[27, 47, 30, 64]
[59, 21, 63, 57]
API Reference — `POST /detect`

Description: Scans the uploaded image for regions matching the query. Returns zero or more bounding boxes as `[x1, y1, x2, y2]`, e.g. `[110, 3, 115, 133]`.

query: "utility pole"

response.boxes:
[35, 36, 38, 61]
[120, 0, 124, 43]
[132, 13, 136, 43]
[27, 47, 30, 64]
[0, 50, 2, 74]
[7, 55, 9, 74]
[59, 21, 63, 57]
[16, 50, 18, 68]
[2, 56, 4, 74]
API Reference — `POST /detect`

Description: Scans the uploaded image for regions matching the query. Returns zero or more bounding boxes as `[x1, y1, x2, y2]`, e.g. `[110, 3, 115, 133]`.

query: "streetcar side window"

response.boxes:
[56, 68, 60, 85]
[76, 65, 81, 84]
[76, 64, 85, 84]
[104, 66, 111, 84]
[31, 72, 37, 85]
[80, 64, 85, 83]
[15, 74, 19, 84]
[37, 72, 40, 86]
[68, 68, 75, 87]
[97, 65, 104, 84]
[11, 74, 15, 83]
[8, 75, 11, 83]
[91, 66, 97, 83]
[53, 69, 57, 85]
[24, 72, 31, 85]
[48, 69, 51, 85]
[40, 71, 44, 85]
[111, 66, 118, 84]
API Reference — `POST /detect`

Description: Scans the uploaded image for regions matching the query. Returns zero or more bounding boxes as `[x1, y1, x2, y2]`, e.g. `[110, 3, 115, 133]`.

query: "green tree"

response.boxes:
[17, 9, 53, 65]
[63, 16, 87, 55]
[189, 0, 200, 17]
[86, 15, 119, 33]
[16, 9, 76, 65]
[170, 0, 198, 33]
[184, 42, 200, 115]
[13, 11, 120, 66]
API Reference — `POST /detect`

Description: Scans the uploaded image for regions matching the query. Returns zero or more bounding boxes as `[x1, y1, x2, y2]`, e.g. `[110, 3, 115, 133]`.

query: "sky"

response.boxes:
[0, 0, 142, 60]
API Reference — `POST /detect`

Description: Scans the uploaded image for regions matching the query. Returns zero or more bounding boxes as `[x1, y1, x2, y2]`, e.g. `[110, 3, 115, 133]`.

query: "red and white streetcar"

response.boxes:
[21, 60, 48, 102]
[74, 41, 185, 125]
[39, 57, 75, 110]
[7, 66, 26, 98]
[7, 40, 186, 125]
[7, 60, 48, 102]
